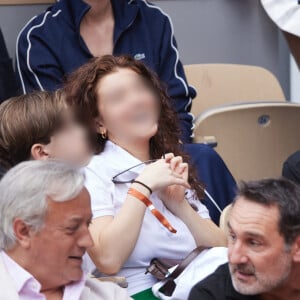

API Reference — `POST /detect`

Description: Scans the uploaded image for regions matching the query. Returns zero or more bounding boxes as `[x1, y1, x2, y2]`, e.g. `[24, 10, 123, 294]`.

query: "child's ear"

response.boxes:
[31, 144, 50, 160]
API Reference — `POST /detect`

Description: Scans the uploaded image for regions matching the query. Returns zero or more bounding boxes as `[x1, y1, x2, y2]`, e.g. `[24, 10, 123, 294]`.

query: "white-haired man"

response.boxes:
[0, 160, 131, 300]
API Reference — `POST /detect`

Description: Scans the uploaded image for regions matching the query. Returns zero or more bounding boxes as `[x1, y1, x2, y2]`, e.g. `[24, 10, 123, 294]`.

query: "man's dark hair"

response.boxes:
[235, 178, 300, 245]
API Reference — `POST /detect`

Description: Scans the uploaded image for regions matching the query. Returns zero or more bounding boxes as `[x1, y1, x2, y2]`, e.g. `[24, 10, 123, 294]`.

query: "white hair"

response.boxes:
[0, 160, 85, 250]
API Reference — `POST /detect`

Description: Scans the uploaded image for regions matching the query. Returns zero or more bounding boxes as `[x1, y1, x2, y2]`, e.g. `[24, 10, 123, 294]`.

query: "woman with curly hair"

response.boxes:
[64, 55, 226, 298]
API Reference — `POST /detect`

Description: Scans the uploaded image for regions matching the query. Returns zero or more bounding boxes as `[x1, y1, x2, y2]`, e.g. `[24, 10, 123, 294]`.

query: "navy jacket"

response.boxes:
[189, 263, 259, 300]
[0, 165, 6, 180]
[0, 28, 19, 103]
[17, 0, 196, 142]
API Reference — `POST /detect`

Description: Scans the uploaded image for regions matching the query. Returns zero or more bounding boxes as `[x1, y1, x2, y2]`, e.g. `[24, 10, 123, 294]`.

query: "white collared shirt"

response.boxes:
[84, 141, 210, 295]
[1, 251, 86, 300]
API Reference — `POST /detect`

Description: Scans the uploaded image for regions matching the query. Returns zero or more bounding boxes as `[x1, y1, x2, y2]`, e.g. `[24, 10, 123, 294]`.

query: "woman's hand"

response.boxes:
[135, 153, 190, 192]
[157, 154, 191, 216]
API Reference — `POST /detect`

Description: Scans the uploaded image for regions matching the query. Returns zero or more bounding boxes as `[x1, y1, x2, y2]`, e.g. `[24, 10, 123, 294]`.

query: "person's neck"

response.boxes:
[110, 138, 151, 161]
[6, 249, 65, 299]
[5, 248, 28, 272]
[260, 266, 300, 300]
[41, 286, 64, 300]
[261, 289, 300, 300]
[83, 0, 113, 22]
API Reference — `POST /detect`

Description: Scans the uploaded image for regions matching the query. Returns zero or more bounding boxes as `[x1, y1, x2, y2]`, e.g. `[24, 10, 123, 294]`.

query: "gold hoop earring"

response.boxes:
[101, 131, 107, 140]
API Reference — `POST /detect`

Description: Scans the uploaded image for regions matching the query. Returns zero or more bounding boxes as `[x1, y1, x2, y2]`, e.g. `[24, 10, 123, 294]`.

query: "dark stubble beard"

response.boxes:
[229, 252, 292, 295]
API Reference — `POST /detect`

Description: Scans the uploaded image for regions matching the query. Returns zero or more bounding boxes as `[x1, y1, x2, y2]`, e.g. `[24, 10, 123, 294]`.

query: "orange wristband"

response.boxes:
[128, 188, 177, 234]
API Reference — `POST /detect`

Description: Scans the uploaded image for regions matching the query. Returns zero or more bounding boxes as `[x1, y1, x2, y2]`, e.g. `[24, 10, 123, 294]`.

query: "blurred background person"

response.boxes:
[0, 90, 91, 179]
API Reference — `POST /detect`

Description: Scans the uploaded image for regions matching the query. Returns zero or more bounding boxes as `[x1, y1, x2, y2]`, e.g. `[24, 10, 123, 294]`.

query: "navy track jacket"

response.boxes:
[0, 28, 18, 103]
[17, 0, 196, 142]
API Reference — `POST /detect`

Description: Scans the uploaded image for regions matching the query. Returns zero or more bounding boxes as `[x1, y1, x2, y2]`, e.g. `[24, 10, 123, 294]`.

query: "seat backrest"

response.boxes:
[194, 102, 300, 181]
[184, 64, 286, 117]
[219, 204, 232, 235]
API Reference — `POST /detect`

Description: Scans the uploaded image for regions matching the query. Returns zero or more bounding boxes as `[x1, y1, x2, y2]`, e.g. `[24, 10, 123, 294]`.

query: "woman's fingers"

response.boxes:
[170, 156, 183, 171]
[168, 165, 190, 188]
[169, 157, 189, 182]
[138, 155, 190, 191]
[162, 153, 186, 173]
[163, 153, 174, 162]
[171, 177, 191, 189]
[176, 162, 188, 176]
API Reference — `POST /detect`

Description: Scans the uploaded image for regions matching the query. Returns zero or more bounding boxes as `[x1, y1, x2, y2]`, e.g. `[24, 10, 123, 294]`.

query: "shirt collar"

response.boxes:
[1, 251, 87, 299]
[1, 251, 41, 294]
[112, 0, 139, 35]
[60, 0, 139, 35]
[63, 273, 87, 300]
[105, 140, 142, 163]
[104, 140, 147, 175]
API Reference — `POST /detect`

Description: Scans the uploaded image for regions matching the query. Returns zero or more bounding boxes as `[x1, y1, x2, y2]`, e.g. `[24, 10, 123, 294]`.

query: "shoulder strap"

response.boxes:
[159, 246, 209, 296]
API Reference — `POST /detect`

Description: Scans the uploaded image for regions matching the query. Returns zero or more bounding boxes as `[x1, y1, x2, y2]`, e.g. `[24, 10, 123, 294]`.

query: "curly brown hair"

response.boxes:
[64, 55, 204, 199]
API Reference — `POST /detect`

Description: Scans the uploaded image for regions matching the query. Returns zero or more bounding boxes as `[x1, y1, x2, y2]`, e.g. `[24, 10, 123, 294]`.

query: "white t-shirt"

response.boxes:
[261, 0, 300, 37]
[84, 141, 210, 295]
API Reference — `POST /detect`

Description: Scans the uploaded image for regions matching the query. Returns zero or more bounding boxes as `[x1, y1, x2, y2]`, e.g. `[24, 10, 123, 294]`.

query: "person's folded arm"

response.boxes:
[87, 190, 148, 275]
[86, 158, 191, 274]
[174, 200, 227, 247]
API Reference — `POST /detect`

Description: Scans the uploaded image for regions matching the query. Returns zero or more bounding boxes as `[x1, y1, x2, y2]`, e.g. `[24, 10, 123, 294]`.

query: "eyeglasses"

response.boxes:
[111, 157, 224, 232]
[112, 159, 158, 184]
[111, 158, 177, 233]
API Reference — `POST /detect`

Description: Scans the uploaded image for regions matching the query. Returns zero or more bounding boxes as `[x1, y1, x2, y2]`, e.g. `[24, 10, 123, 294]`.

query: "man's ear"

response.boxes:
[292, 236, 300, 262]
[31, 144, 50, 160]
[13, 218, 32, 249]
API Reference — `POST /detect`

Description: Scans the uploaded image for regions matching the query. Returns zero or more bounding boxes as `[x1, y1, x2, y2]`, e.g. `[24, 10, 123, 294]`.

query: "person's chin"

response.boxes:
[133, 132, 156, 142]
[77, 153, 93, 167]
[68, 267, 84, 282]
[68, 257, 84, 275]
[232, 275, 258, 295]
[138, 122, 158, 136]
